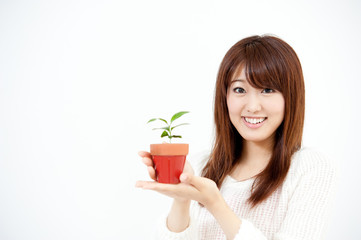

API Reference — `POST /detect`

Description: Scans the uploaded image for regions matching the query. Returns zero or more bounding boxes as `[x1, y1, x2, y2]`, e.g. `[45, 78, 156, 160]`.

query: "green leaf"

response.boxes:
[158, 118, 168, 124]
[147, 118, 168, 124]
[147, 118, 157, 123]
[170, 111, 189, 123]
[152, 127, 170, 131]
[171, 135, 182, 138]
[171, 123, 189, 131]
[161, 131, 169, 138]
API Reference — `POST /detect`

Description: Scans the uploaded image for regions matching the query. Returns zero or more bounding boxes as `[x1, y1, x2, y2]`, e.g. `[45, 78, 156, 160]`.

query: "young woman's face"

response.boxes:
[226, 66, 285, 144]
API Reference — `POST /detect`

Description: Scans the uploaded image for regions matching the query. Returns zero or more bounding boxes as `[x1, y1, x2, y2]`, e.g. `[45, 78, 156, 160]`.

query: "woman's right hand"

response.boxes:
[138, 151, 194, 181]
[137, 151, 194, 232]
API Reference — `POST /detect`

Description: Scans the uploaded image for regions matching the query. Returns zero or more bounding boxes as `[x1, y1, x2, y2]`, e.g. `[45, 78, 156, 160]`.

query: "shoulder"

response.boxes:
[289, 147, 337, 177]
[284, 147, 338, 191]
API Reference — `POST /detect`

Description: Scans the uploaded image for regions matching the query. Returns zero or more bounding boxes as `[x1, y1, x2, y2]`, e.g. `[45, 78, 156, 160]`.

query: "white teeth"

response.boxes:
[245, 117, 266, 124]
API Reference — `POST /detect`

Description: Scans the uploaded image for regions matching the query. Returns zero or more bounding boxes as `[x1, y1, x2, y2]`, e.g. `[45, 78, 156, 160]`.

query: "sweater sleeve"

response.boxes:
[234, 149, 338, 240]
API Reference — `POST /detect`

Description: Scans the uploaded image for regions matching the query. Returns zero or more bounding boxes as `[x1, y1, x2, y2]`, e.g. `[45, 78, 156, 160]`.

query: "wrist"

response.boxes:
[204, 192, 224, 214]
[167, 199, 191, 232]
[174, 198, 191, 206]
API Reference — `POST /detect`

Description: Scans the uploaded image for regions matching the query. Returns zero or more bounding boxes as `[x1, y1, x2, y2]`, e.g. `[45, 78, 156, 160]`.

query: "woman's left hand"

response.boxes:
[136, 173, 223, 210]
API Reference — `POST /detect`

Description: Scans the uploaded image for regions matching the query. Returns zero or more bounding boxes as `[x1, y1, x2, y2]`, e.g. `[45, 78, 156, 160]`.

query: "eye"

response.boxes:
[262, 88, 275, 93]
[233, 87, 246, 93]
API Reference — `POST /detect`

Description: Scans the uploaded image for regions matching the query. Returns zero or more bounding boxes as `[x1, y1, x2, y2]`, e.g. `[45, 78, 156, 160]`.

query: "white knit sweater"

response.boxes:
[155, 148, 337, 240]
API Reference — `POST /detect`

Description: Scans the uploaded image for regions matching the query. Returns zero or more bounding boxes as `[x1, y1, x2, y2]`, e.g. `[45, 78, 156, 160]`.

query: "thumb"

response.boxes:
[180, 173, 191, 183]
[180, 173, 207, 190]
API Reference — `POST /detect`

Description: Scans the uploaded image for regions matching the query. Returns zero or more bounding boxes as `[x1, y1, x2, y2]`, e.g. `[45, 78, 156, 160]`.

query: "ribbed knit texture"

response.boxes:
[155, 148, 337, 240]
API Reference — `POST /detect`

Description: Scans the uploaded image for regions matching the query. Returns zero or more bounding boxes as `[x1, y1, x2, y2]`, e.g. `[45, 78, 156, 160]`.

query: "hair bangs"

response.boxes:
[243, 41, 284, 93]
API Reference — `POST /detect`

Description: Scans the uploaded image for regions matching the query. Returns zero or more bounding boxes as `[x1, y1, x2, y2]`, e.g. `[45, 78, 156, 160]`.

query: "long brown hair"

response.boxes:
[202, 35, 305, 207]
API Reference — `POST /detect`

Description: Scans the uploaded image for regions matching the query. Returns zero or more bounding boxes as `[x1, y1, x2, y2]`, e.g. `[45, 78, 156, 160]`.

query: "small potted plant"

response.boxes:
[147, 111, 189, 184]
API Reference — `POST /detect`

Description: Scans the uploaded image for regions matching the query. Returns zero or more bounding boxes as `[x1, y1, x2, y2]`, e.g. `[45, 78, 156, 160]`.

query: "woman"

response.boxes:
[136, 35, 336, 239]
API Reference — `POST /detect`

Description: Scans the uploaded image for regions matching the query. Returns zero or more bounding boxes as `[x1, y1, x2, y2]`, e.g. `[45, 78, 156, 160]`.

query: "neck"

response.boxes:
[240, 137, 274, 168]
[230, 137, 274, 181]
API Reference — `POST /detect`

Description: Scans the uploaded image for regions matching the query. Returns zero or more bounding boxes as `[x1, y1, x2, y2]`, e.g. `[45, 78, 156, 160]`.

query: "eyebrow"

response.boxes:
[230, 79, 246, 84]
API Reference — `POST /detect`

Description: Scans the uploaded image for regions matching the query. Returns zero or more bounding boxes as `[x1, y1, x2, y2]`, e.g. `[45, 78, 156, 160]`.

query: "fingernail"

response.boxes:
[180, 174, 187, 182]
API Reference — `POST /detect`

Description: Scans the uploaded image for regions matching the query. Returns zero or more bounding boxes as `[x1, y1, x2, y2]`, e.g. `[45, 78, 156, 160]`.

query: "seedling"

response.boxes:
[147, 111, 189, 143]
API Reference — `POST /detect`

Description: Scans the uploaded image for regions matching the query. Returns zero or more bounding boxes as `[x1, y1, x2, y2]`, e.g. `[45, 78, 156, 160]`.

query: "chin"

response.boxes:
[240, 133, 271, 143]
[243, 137, 266, 143]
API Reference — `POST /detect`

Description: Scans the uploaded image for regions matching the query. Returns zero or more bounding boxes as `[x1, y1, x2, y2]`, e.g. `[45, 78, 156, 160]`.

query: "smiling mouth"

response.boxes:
[243, 117, 267, 124]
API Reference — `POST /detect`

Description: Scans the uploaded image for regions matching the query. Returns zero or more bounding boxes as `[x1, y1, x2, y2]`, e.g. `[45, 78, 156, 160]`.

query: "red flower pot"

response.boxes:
[150, 143, 189, 184]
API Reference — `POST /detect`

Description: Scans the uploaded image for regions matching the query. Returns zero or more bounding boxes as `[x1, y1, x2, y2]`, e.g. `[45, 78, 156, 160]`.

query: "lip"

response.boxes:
[242, 117, 267, 129]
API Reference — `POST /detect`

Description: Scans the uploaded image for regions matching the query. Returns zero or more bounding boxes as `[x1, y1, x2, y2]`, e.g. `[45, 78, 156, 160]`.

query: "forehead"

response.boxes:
[230, 65, 251, 87]
[232, 65, 247, 81]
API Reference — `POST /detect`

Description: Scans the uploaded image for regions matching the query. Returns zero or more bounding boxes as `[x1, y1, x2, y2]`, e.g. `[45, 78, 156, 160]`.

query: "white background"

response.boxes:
[1, 0, 360, 239]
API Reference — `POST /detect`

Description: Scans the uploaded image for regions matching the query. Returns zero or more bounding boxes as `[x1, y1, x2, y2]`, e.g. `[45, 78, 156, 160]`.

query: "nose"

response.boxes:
[246, 94, 262, 113]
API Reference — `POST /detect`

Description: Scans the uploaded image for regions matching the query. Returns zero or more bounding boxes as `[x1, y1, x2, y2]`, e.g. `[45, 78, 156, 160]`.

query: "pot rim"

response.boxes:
[150, 143, 189, 156]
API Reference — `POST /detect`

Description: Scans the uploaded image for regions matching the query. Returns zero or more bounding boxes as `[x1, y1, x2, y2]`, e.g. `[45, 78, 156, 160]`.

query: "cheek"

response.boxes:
[227, 96, 243, 115]
[269, 96, 285, 120]
[226, 97, 237, 126]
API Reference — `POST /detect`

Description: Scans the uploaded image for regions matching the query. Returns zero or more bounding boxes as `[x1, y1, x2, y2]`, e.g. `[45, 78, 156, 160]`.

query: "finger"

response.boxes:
[180, 173, 191, 184]
[142, 157, 153, 167]
[135, 180, 154, 189]
[180, 173, 213, 191]
[147, 166, 156, 180]
[135, 180, 168, 190]
[138, 151, 151, 158]
[136, 181, 199, 199]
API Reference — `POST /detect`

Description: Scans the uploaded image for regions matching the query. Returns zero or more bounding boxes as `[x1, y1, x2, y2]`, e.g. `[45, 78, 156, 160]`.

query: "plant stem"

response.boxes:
[169, 123, 172, 143]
